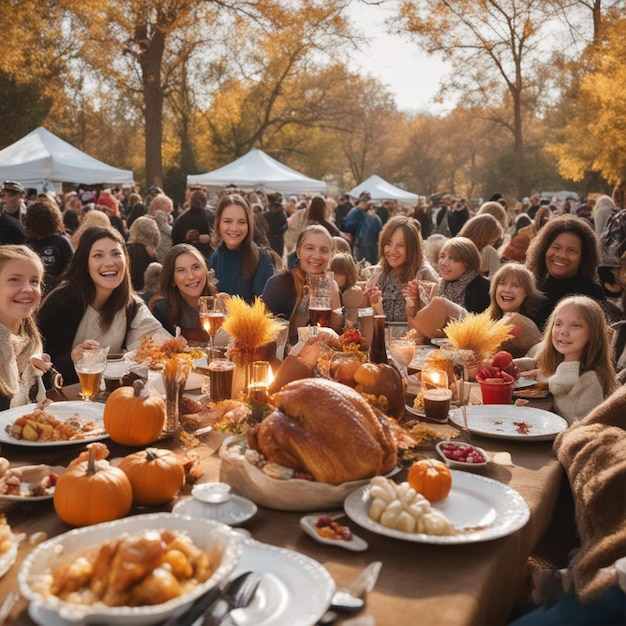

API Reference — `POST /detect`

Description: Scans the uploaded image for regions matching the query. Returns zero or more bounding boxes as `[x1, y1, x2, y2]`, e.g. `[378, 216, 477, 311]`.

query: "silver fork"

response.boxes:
[203, 571, 262, 625]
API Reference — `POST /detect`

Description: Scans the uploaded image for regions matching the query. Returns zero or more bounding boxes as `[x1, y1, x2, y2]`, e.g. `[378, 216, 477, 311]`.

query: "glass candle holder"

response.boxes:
[162, 357, 191, 435]
[247, 360, 271, 404]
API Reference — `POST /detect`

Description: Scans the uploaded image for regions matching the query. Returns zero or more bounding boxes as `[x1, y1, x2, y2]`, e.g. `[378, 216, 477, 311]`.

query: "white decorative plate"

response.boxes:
[0, 464, 65, 501]
[172, 494, 258, 525]
[228, 539, 335, 626]
[0, 402, 107, 447]
[448, 405, 568, 441]
[299, 515, 368, 551]
[344, 470, 530, 544]
[20, 513, 241, 626]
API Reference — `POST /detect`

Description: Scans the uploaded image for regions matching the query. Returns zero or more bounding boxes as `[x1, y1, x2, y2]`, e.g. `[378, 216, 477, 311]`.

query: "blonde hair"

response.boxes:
[71, 210, 111, 249]
[487, 263, 544, 319]
[331, 236, 351, 254]
[536, 295, 616, 397]
[476, 201, 508, 229]
[128, 216, 160, 259]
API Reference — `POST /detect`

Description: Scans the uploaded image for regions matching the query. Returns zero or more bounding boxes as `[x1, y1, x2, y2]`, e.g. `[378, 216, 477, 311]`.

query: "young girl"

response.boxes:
[210, 193, 275, 303]
[0, 245, 55, 409]
[330, 252, 365, 325]
[516, 296, 617, 425]
[487, 263, 544, 357]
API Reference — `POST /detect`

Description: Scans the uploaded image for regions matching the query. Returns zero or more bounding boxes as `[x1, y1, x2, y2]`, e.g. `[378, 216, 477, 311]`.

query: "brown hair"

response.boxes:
[24, 199, 65, 239]
[440, 237, 481, 273]
[212, 193, 260, 280]
[459, 214, 503, 251]
[378, 215, 424, 283]
[330, 252, 358, 289]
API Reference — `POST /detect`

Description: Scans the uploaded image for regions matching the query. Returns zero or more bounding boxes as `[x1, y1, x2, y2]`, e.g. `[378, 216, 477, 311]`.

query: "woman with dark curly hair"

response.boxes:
[24, 199, 74, 294]
[525, 215, 606, 329]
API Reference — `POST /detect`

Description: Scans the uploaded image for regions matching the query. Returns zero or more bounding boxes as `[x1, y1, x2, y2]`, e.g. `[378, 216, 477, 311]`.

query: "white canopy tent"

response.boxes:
[187, 149, 327, 194]
[349, 175, 419, 203]
[0, 127, 134, 189]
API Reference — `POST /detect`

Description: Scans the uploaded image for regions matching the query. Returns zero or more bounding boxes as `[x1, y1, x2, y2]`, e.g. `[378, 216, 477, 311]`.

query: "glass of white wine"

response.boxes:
[198, 296, 226, 354]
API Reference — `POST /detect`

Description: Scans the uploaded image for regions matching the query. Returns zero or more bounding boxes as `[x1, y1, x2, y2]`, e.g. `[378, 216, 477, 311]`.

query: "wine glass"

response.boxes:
[75, 346, 108, 401]
[198, 296, 225, 354]
[388, 338, 416, 383]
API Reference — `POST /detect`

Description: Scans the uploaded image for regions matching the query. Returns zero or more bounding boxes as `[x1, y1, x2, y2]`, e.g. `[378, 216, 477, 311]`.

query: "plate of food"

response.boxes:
[344, 471, 529, 544]
[0, 402, 107, 447]
[0, 516, 18, 579]
[435, 441, 489, 469]
[448, 405, 567, 441]
[127, 337, 206, 371]
[300, 515, 368, 551]
[19, 512, 242, 626]
[0, 459, 64, 500]
[513, 386, 552, 400]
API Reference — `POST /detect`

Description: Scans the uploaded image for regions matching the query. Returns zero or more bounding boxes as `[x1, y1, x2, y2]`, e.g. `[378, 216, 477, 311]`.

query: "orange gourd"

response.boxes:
[407, 459, 452, 502]
[103, 380, 166, 446]
[118, 448, 186, 505]
[53, 443, 132, 526]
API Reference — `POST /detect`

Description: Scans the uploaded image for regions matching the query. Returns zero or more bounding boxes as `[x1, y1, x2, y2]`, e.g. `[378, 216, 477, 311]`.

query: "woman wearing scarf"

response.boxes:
[404, 237, 490, 341]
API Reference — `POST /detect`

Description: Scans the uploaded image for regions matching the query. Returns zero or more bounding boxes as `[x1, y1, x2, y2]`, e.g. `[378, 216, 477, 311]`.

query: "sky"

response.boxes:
[347, 2, 452, 115]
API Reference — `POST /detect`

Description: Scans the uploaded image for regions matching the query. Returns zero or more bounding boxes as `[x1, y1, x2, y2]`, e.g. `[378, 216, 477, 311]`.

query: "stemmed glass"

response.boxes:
[198, 296, 226, 354]
[388, 338, 416, 384]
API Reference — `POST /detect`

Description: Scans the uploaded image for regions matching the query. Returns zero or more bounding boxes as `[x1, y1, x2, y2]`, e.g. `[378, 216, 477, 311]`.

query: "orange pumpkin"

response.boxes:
[118, 448, 186, 505]
[407, 459, 452, 502]
[103, 380, 166, 446]
[53, 443, 132, 526]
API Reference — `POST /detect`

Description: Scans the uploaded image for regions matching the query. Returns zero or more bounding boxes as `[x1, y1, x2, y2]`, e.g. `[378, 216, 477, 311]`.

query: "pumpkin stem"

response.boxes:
[86, 443, 98, 475]
[133, 379, 149, 399]
[145, 448, 158, 461]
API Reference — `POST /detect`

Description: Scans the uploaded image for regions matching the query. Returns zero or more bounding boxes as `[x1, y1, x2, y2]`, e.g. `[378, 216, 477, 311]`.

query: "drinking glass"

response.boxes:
[421, 367, 451, 422]
[307, 272, 333, 331]
[388, 338, 416, 383]
[75, 346, 109, 401]
[199, 296, 226, 353]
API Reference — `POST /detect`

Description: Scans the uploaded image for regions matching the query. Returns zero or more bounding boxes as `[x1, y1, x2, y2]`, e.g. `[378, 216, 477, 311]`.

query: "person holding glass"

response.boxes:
[0, 245, 57, 410]
[38, 226, 171, 384]
[262, 225, 343, 345]
[210, 193, 274, 304]
[365, 216, 439, 323]
[150, 243, 224, 346]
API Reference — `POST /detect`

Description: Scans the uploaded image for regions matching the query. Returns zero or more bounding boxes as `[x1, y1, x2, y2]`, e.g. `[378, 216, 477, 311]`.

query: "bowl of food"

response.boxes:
[18, 512, 241, 625]
[435, 441, 489, 469]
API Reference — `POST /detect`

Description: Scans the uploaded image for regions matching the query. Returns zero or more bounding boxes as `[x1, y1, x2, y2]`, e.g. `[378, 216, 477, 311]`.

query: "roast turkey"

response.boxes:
[247, 378, 397, 485]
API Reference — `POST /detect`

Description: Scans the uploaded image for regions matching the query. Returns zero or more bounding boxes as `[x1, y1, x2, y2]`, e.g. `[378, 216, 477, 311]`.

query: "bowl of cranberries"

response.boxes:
[435, 441, 489, 469]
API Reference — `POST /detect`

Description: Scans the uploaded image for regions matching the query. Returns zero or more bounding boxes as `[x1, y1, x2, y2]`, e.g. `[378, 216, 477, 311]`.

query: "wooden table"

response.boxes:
[0, 386, 563, 626]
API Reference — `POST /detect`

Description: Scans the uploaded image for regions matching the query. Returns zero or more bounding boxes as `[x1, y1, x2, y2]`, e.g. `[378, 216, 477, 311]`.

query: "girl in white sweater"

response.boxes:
[515, 295, 617, 424]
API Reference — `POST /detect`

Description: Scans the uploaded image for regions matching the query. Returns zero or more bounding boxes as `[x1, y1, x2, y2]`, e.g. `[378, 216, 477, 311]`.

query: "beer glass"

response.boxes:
[75, 346, 109, 401]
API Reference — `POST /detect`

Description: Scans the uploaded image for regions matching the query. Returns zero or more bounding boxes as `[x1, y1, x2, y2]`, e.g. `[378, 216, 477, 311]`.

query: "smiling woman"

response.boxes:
[38, 226, 172, 384]
[525, 216, 607, 329]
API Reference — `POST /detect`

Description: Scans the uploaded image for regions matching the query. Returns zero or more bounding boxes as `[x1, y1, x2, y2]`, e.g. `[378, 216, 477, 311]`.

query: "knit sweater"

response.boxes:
[210, 245, 274, 304]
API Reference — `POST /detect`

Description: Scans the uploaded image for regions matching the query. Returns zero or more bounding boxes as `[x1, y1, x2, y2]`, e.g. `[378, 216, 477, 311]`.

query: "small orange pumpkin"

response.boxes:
[407, 459, 452, 502]
[103, 380, 166, 446]
[53, 443, 132, 526]
[118, 448, 186, 505]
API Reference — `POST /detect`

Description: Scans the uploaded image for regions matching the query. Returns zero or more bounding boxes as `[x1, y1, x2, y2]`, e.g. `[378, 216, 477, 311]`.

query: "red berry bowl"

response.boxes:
[435, 441, 489, 469]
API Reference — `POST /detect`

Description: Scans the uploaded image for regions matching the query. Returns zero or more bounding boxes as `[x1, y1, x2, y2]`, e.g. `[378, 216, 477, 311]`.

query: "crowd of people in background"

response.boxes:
[1, 175, 626, 621]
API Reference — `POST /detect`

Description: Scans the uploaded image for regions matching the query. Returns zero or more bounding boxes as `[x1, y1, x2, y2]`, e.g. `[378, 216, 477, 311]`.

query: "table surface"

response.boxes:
[0, 385, 562, 626]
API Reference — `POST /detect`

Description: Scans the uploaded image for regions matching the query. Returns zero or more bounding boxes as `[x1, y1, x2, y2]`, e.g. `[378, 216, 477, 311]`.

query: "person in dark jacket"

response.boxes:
[24, 199, 74, 294]
[171, 189, 213, 260]
[262, 192, 288, 257]
[126, 216, 160, 291]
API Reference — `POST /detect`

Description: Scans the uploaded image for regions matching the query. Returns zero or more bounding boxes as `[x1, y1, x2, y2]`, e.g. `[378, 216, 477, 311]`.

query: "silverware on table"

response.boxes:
[163, 571, 259, 626]
[203, 571, 262, 625]
[318, 561, 383, 624]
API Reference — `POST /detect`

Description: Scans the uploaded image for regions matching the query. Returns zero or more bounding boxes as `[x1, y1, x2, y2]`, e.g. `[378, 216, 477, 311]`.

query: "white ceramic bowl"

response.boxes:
[18, 512, 241, 625]
[435, 440, 489, 469]
[172, 483, 258, 525]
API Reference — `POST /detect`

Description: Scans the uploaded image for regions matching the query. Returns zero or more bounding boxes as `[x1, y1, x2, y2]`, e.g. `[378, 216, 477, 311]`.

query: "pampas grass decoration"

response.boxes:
[443, 312, 514, 363]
